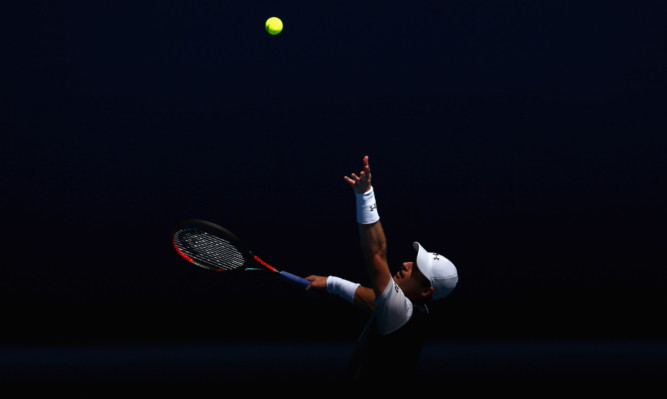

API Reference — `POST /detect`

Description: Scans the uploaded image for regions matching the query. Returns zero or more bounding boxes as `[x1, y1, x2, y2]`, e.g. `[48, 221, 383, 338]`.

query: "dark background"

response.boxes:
[2, 0, 666, 385]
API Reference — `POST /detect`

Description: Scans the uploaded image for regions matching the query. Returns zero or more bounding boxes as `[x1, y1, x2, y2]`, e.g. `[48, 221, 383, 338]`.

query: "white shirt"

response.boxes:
[374, 278, 414, 334]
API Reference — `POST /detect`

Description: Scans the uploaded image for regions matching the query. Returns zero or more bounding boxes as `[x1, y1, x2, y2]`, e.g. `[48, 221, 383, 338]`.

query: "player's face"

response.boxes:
[394, 260, 429, 300]
[394, 262, 423, 298]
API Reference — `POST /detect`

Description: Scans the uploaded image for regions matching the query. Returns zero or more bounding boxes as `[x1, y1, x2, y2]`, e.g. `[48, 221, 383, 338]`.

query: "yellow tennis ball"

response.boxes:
[265, 17, 283, 35]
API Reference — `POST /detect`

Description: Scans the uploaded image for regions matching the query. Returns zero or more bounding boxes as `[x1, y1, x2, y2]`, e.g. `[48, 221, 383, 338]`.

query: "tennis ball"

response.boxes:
[265, 17, 283, 35]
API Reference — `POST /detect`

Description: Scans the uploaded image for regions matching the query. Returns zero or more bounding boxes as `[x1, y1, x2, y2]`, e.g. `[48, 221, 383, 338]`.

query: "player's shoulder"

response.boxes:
[375, 279, 413, 334]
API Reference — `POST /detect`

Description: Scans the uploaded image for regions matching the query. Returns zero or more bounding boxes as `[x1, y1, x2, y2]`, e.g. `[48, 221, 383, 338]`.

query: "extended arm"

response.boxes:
[344, 156, 392, 297]
[306, 275, 377, 312]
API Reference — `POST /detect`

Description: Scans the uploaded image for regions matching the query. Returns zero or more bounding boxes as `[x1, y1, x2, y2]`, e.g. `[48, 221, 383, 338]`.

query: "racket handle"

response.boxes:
[279, 271, 311, 287]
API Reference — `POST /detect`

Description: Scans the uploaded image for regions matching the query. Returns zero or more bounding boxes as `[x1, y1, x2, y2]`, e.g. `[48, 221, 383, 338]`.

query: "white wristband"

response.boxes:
[326, 276, 360, 304]
[355, 187, 379, 224]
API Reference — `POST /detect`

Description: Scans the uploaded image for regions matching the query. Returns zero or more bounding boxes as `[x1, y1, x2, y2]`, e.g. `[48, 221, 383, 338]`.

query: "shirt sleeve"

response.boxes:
[374, 278, 413, 335]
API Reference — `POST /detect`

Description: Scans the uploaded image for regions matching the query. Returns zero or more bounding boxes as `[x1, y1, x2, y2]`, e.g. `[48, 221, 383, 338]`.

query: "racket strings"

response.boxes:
[174, 229, 246, 271]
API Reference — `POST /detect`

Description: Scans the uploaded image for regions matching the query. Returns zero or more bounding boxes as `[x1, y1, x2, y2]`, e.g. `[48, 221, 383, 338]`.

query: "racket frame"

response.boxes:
[171, 219, 310, 286]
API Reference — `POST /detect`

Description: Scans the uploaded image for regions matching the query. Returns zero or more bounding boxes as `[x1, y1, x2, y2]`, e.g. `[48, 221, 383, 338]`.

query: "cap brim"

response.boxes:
[413, 242, 434, 282]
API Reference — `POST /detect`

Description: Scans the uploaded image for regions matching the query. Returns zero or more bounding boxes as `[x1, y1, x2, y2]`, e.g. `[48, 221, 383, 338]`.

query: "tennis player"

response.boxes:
[306, 155, 459, 380]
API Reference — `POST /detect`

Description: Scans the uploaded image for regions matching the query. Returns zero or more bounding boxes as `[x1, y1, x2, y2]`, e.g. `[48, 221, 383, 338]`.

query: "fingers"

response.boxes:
[305, 275, 326, 292]
[362, 156, 371, 177]
[344, 172, 371, 184]
[305, 275, 315, 291]
[344, 172, 363, 183]
[344, 156, 372, 187]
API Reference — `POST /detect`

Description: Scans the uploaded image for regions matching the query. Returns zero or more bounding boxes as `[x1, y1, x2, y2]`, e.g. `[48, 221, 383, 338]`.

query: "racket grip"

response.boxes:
[279, 271, 311, 287]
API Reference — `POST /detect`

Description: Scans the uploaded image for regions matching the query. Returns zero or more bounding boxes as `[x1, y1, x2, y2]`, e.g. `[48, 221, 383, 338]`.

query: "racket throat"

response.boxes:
[253, 255, 278, 272]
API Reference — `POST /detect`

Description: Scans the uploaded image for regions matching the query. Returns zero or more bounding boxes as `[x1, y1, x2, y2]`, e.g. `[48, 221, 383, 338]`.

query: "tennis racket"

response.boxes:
[171, 219, 311, 287]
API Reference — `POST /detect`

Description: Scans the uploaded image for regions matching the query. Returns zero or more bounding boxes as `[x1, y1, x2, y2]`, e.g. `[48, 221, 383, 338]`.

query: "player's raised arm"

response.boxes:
[344, 156, 392, 297]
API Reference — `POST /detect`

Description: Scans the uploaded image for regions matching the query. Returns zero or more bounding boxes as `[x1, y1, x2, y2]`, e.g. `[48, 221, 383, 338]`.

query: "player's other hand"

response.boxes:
[305, 275, 328, 292]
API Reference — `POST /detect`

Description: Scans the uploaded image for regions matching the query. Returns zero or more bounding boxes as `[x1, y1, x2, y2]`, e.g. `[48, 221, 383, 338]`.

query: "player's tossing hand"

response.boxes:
[344, 155, 372, 194]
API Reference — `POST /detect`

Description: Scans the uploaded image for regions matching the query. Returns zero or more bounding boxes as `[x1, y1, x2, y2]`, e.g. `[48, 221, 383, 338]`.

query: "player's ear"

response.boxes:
[421, 286, 434, 299]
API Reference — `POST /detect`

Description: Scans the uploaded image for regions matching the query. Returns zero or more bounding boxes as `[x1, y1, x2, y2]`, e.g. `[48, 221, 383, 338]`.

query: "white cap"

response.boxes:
[413, 242, 458, 300]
